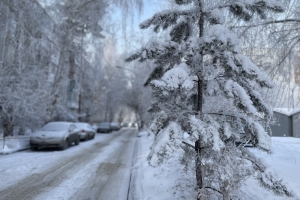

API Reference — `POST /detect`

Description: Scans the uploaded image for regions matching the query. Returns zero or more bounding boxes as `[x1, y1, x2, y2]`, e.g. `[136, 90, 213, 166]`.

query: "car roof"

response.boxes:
[47, 122, 74, 125]
[74, 122, 89, 125]
[74, 122, 90, 127]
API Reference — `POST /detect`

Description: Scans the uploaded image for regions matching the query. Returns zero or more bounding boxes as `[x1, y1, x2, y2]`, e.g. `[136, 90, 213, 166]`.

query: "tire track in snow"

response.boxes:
[0, 130, 132, 200]
[70, 129, 137, 200]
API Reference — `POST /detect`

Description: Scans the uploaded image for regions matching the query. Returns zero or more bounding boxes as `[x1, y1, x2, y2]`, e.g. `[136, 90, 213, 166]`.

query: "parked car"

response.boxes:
[131, 123, 138, 128]
[30, 122, 80, 150]
[122, 122, 129, 127]
[111, 122, 121, 131]
[74, 122, 95, 140]
[97, 122, 112, 133]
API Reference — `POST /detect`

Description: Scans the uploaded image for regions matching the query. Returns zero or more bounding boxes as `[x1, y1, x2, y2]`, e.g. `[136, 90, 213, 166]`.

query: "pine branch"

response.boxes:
[231, 19, 300, 29]
[139, 9, 191, 30]
[182, 141, 195, 150]
[244, 157, 265, 172]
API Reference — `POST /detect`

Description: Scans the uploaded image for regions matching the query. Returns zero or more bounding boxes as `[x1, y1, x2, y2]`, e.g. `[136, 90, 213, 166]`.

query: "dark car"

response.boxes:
[97, 122, 112, 133]
[30, 122, 80, 150]
[111, 122, 121, 131]
[131, 123, 138, 128]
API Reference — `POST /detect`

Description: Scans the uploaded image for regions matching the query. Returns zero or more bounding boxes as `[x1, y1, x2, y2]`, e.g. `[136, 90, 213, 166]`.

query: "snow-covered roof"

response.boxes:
[273, 108, 300, 116]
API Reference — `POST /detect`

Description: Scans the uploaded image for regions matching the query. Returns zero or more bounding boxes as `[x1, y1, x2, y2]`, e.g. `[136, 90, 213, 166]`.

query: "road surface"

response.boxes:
[0, 128, 137, 200]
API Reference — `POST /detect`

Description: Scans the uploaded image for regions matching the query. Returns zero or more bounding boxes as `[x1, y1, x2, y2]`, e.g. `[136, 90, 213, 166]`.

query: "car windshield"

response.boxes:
[99, 123, 110, 128]
[74, 123, 87, 129]
[41, 123, 69, 131]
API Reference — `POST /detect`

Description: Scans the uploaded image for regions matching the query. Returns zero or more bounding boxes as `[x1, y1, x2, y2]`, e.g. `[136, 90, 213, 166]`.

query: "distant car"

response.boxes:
[122, 123, 129, 127]
[74, 122, 95, 140]
[30, 122, 80, 150]
[111, 122, 121, 131]
[97, 122, 112, 133]
[131, 123, 138, 128]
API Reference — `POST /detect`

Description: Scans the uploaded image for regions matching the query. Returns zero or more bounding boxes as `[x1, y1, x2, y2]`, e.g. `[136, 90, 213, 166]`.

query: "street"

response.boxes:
[0, 128, 137, 200]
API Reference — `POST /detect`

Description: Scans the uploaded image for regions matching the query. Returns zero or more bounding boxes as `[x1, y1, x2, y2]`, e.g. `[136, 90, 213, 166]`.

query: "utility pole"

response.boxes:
[78, 34, 84, 116]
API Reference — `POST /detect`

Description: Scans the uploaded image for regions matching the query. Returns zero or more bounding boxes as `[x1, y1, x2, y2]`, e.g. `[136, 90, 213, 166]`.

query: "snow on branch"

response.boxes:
[189, 115, 224, 151]
[203, 24, 240, 48]
[126, 39, 179, 62]
[148, 121, 183, 166]
[235, 55, 274, 88]
[229, 0, 284, 21]
[224, 80, 258, 115]
[151, 63, 194, 90]
[253, 121, 272, 152]
[258, 170, 294, 197]
[139, 9, 193, 32]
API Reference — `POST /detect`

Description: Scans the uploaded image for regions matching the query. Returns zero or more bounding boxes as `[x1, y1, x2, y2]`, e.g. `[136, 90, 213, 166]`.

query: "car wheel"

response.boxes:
[31, 146, 38, 150]
[75, 137, 80, 145]
[61, 138, 69, 150]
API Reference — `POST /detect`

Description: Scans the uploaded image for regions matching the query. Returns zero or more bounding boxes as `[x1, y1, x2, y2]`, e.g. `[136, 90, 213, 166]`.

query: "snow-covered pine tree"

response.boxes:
[127, 0, 294, 199]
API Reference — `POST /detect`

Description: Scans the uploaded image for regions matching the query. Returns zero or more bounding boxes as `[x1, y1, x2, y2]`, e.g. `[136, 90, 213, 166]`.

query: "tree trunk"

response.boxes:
[2, 116, 13, 137]
[195, 139, 202, 188]
[196, 0, 204, 197]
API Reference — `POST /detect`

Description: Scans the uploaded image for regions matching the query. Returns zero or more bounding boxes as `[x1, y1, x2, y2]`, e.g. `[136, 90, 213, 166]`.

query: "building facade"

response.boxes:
[271, 108, 300, 137]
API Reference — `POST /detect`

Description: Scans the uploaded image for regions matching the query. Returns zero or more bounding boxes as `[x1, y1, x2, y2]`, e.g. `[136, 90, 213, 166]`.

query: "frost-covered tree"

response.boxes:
[122, 62, 152, 130]
[40, 0, 108, 121]
[127, 0, 294, 199]
[0, 0, 56, 136]
[229, 0, 300, 109]
[56, 0, 107, 38]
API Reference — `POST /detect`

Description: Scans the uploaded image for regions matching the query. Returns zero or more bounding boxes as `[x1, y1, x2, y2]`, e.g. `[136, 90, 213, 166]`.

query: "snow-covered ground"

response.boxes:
[134, 132, 300, 200]
[240, 137, 300, 200]
[1, 130, 299, 200]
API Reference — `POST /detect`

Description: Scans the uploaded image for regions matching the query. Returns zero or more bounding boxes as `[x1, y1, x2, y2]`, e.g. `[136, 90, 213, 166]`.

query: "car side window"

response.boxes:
[69, 125, 76, 132]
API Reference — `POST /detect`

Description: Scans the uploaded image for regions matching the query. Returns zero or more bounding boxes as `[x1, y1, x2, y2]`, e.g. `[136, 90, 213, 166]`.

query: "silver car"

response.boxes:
[30, 122, 80, 150]
[74, 122, 95, 140]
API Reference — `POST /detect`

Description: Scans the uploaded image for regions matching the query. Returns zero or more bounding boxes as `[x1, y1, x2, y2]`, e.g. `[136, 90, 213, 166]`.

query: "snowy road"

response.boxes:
[0, 128, 137, 200]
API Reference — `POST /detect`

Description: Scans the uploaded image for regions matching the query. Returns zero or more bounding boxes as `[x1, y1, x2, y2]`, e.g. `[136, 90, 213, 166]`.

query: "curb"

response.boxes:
[127, 129, 139, 200]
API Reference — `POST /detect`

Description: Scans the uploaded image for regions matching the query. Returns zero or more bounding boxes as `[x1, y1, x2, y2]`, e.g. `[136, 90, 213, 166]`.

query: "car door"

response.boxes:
[88, 124, 95, 137]
[68, 124, 77, 142]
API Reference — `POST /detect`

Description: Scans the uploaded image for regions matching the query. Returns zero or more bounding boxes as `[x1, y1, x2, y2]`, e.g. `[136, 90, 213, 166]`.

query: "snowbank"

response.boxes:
[0, 136, 30, 155]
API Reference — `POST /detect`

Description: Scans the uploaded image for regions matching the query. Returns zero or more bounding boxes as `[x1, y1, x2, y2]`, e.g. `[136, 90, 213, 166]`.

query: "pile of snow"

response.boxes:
[134, 133, 300, 199]
[133, 130, 196, 200]
[0, 136, 30, 155]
